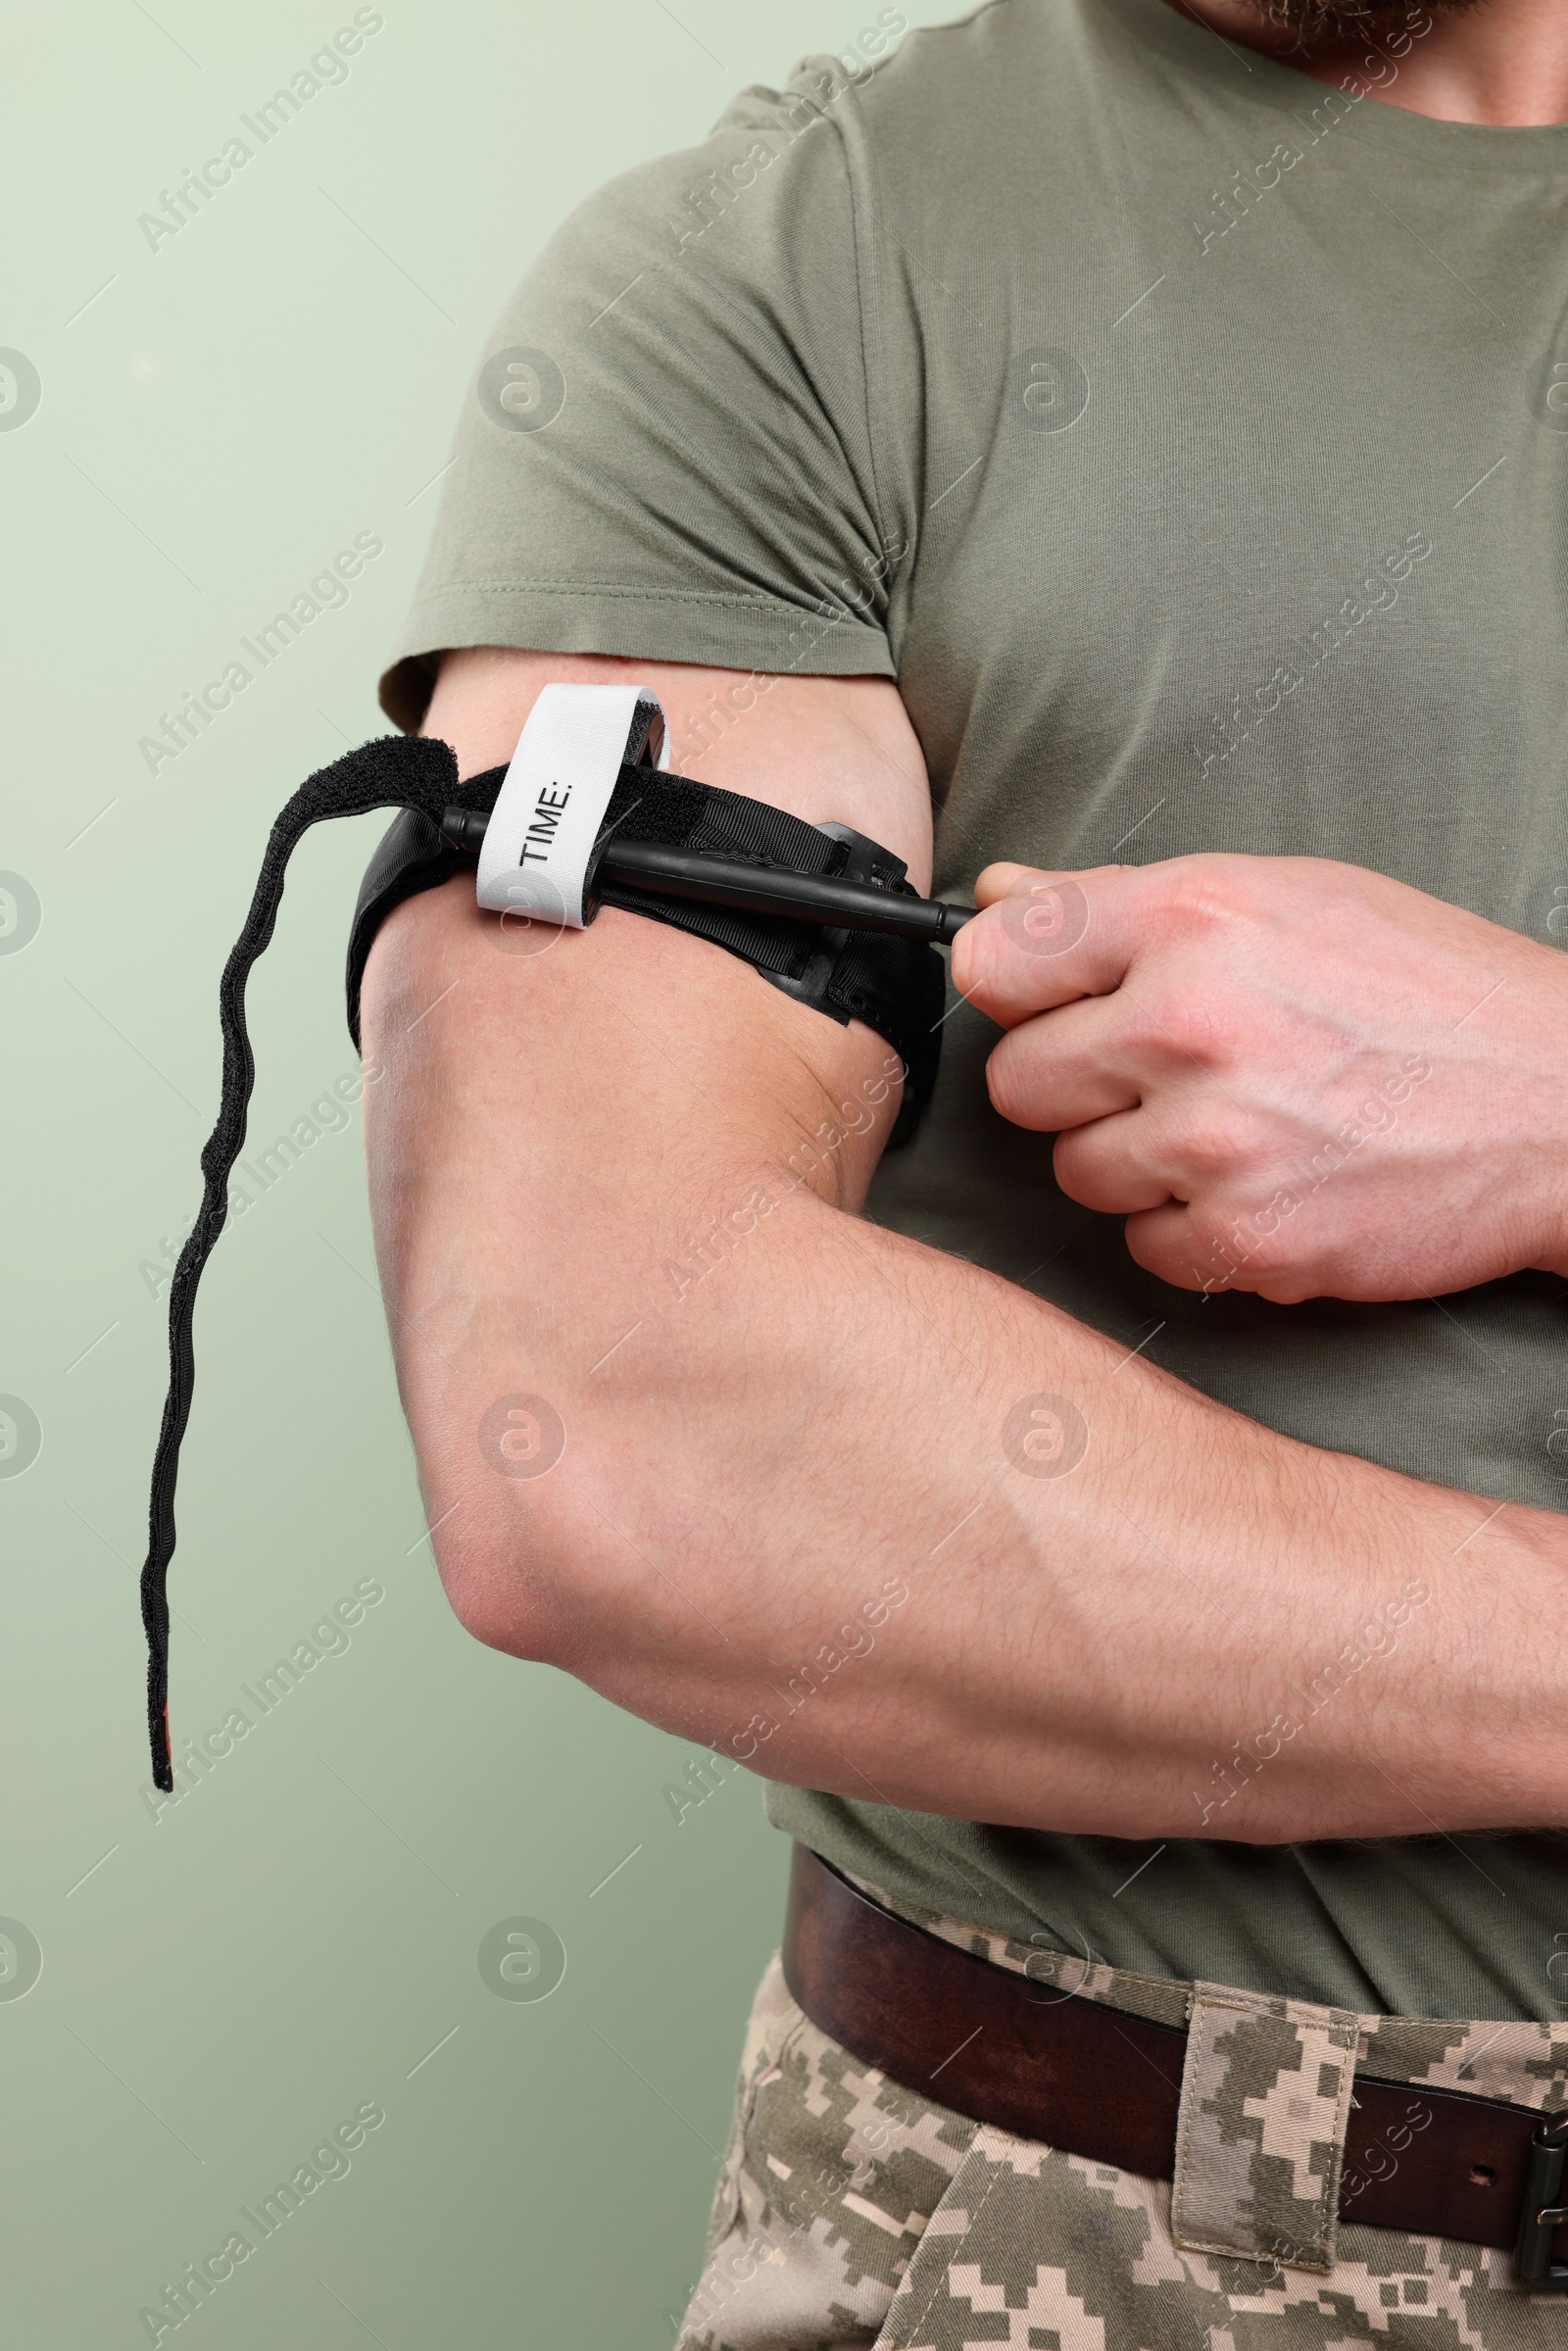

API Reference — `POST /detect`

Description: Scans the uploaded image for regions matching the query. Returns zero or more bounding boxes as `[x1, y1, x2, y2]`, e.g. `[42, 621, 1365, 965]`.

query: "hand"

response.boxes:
[950, 852, 1568, 1303]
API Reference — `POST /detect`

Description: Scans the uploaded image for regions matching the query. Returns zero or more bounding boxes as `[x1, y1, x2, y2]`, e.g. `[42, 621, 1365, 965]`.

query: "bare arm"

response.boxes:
[361, 647, 1568, 1845]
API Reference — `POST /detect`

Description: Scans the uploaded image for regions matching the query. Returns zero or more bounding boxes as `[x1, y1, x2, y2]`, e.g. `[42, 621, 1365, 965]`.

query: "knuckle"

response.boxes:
[1156, 853, 1255, 933]
[1178, 1115, 1251, 1176]
[1128, 989, 1232, 1071]
[985, 1035, 1051, 1129]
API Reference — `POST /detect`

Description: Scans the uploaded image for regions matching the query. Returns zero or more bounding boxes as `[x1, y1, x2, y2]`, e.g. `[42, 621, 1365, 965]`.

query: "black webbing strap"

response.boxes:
[146, 734, 944, 1792]
[141, 735, 468, 1789]
[347, 764, 945, 1121]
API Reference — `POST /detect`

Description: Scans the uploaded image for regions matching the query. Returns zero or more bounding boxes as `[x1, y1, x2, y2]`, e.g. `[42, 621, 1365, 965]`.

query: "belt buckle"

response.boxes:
[1514, 2112, 1568, 2291]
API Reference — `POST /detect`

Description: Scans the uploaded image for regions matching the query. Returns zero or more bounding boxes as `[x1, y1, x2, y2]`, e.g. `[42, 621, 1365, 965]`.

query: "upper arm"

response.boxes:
[364, 642, 933, 1188]
[420, 646, 932, 883]
[358, 647, 933, 1644]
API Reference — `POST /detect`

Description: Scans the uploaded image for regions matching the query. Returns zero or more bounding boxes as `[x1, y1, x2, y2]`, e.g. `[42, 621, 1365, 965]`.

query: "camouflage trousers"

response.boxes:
[676, 1870, 1568, 2351]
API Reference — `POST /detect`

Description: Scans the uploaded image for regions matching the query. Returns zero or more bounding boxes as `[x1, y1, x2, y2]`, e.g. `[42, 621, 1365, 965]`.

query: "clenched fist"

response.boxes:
[950, 853, 1568, 1303]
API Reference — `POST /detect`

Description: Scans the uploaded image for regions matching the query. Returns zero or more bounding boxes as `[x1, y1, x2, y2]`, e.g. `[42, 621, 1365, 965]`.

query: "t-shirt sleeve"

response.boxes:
[380, 64, 902, 730]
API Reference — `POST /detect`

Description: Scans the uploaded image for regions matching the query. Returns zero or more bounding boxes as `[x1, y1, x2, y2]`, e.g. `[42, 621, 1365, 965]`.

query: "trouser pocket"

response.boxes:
[677, 1953, 977, 2351]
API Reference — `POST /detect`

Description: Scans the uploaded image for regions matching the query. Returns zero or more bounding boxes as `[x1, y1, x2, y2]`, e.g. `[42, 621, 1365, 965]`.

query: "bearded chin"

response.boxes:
[1248, 0, 1479, 39]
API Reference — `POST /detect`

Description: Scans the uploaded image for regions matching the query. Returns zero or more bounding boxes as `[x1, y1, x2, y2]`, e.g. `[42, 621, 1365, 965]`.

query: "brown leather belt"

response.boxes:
[782, 1844, 1568, 2288]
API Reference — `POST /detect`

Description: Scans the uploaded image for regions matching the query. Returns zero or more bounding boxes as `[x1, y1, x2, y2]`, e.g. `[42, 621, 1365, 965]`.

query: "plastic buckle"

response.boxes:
[1514, 2112, 1568, 2290]
[752, 822, 881, 1017]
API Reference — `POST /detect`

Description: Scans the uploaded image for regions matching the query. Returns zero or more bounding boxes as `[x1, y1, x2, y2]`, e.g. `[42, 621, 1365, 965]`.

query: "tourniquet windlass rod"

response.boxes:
[602, 840, 974, 942]
[438, 807, 974, 943]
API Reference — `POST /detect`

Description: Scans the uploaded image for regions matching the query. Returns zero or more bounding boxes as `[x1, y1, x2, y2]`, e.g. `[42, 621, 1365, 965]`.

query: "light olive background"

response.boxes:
[0, 3, 952, 2342]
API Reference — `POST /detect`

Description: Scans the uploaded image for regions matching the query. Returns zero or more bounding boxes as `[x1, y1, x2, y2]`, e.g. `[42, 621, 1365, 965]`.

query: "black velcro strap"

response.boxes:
[143, 736, 462, 1792]
[346, 761, 946, 1133]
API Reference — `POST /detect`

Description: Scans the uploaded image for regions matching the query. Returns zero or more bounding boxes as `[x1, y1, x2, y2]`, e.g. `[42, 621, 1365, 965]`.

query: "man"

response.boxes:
[358, 0, 1568, 2339]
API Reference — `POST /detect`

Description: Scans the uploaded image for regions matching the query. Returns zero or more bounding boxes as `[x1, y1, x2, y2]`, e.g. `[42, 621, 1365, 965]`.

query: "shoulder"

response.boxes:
[545, 0, 1080, 251]
[742, 0, 1108, 162]
[665, 0, 1148, 245]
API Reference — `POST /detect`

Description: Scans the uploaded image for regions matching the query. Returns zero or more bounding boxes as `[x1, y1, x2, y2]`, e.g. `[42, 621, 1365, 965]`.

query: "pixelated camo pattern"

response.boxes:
[841, 1867, 1568, 2117]
[675, 1906, 1568, 2351]
[1171, 1982, 1357, 2271]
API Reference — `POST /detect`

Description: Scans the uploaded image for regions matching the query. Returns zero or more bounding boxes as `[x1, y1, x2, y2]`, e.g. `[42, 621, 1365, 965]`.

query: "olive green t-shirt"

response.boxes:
[381, 0, 1568, 2019]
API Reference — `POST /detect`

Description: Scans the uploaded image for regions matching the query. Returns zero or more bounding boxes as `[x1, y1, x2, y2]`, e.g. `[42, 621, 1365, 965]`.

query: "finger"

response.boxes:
[1053, 1113, 1178, 1215]
[973, 861, 1032, 908]
[1124, 1203, 1322, 1305]
[953, 865, 1140, 1029]
[1122, 1204, 1214, 1292]
[974, 857, 1136, 908]
[985, 998, 1145, 1132]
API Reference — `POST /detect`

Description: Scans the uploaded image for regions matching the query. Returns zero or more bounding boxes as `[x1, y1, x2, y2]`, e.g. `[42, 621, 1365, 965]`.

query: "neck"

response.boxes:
[1164, 0, 1568, 124]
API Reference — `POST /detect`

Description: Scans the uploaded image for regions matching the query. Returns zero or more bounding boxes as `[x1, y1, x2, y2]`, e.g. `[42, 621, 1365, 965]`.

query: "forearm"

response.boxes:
[364, 882, 1568, 1847]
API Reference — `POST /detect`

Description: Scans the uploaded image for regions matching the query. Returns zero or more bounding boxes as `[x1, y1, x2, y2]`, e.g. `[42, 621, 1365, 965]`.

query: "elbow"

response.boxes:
[396, 1373, 605, 1666]
[400, 1363, 697, 1685]
[421, 1473, 589, 1671]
